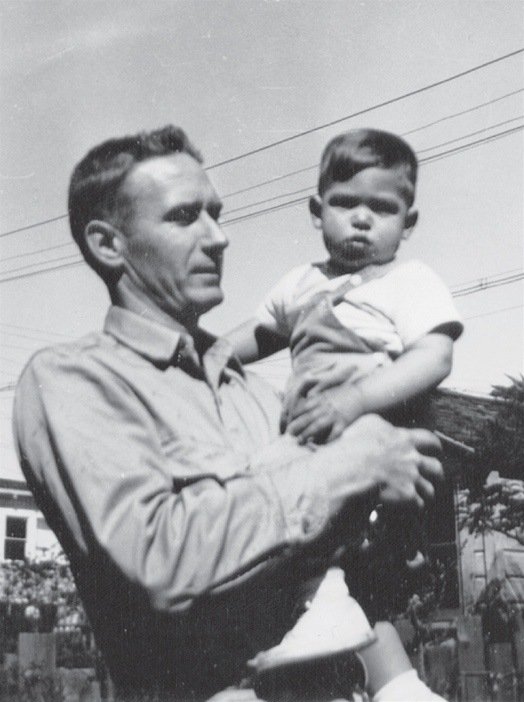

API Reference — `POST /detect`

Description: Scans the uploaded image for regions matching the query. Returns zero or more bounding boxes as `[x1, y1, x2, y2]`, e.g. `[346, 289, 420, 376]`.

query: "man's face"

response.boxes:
[117, 153, 228, 326]
[313, 166, 416, 275]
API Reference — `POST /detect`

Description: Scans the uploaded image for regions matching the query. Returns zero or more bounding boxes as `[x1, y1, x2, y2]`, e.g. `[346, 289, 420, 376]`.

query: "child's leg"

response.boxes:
[359, 622, 444, 701]
[358, 622, 412, 694]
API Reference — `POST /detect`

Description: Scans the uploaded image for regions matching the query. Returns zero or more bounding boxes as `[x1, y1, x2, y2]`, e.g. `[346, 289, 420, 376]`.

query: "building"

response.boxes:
[0, 478, 59, 562]
[432, 387, 524, 611]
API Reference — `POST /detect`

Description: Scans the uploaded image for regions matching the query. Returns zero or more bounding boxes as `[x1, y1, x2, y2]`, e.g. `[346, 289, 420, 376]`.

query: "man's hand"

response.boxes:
[317, 415, 444, 516]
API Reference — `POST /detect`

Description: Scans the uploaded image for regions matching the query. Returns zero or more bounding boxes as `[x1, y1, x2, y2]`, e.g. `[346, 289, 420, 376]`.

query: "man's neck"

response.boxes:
[110, 283, 200, 337]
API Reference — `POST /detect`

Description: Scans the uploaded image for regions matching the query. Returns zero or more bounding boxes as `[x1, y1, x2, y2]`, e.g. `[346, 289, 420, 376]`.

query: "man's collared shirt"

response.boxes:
[13, 306, 329, 695]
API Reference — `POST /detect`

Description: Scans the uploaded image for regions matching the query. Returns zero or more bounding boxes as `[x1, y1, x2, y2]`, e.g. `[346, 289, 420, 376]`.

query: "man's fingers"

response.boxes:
[418, 454, 444, 484]
[408, 428, 443, 456]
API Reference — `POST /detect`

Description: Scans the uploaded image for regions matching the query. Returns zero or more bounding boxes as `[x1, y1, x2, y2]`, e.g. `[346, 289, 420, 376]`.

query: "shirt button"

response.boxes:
[351, 274, 362, 286]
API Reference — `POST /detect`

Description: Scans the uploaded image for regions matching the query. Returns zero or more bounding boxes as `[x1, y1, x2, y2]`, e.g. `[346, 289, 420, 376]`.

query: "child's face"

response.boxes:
[310, 166, 418, 274]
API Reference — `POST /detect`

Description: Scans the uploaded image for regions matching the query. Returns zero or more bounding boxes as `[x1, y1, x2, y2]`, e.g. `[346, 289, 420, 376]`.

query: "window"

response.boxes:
[4, 516, 27, 560]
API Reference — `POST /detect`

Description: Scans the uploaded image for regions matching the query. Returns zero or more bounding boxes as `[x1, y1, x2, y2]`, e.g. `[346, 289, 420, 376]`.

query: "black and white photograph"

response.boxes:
[0, 2, 523, 701]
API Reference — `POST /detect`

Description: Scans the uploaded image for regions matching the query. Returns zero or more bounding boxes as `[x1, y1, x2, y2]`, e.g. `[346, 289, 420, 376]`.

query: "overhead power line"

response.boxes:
[207, 48, 524, 169]
[219, 124, 523, 226]
[0, 214, 68, 239]
[0, 122, 522, 283]
[221, 88, 524, 201]
[463, 304, 523, 321]
[0, 51, 522, 241]
[452, 272, 524, 298]
[213, 118, 524, 219]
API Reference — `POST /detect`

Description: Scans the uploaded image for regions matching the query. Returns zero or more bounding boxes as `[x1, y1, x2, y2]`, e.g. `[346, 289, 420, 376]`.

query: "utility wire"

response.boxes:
[449, 268, 523, 290]
[0, 122, 522, 283]
[221, 88, 524, 201]
[219, 124, 523, 227]
[2, 113, 521, 265]
[0, 214, 68, 239]
[0, 54, 522, 240]
[463, 304, 523, 321]
[1, 253, 81, 279]
[206, 48, 524, 170]
[211, 117, 524, 219]
[452, 272, 524, 298]
[416, 116, 523, 155]
[0, 383, 16, 393]
[2, 241, 73, 264]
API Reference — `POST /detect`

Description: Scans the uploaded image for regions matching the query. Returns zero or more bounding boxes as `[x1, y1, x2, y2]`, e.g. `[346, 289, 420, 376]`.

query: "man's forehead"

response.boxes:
[124, 153, 215, 199]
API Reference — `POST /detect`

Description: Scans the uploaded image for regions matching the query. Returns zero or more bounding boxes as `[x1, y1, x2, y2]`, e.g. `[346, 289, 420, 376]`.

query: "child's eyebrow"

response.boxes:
[328, 193, 400, 211]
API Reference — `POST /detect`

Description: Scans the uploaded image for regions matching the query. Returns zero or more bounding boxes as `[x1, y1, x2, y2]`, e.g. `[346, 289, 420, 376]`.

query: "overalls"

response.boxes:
[282, 264, 433, 622]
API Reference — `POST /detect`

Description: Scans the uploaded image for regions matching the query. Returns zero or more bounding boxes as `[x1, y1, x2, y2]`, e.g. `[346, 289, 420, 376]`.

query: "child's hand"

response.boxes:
[286, 387, 364, 444]
[285, 393, 344, 444]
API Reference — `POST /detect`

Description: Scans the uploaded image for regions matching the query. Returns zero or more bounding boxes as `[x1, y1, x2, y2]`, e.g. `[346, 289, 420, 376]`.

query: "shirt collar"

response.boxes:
[103, 306, 244, 379]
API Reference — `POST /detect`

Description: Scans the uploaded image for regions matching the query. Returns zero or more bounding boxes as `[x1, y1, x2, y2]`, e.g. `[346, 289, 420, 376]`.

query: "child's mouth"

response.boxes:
[345, 238, 369, 257]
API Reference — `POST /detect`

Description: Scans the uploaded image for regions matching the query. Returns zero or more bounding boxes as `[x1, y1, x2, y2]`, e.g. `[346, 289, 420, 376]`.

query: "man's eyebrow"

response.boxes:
[164, 201, 202, 215]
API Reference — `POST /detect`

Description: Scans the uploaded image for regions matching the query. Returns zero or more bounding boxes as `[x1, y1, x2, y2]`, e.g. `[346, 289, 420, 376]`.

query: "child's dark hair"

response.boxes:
[318, 129, 418, 206]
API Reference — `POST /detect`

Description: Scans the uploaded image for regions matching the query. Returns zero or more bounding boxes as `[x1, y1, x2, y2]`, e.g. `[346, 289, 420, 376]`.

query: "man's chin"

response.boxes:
[192, 288, 224, 316]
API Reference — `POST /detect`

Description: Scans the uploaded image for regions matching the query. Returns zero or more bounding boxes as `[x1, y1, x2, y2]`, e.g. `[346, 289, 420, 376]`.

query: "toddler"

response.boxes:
[228, 129, 463, 701]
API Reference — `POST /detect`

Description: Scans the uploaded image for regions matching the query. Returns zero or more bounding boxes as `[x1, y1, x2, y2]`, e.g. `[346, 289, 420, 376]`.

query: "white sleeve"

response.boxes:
[390, 261, 464, 348]
[255, 265, 311, 338]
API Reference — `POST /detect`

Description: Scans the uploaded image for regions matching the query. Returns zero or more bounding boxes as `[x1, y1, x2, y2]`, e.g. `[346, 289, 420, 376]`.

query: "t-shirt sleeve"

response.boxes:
[390, 261, 464, 348]
[255, 265, 310, 338]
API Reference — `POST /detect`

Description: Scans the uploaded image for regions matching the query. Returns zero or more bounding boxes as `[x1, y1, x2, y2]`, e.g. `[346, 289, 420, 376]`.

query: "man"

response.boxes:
[14, 126, 443, 702]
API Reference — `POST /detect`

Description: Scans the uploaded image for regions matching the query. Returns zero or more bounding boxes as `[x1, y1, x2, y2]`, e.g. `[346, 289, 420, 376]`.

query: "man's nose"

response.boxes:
[202, 212, 229, 248]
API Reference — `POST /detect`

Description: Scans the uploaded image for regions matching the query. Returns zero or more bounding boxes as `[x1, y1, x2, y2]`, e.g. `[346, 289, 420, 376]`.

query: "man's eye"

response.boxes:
[168, 206, 200, 225]
[207, 205, 222, 222]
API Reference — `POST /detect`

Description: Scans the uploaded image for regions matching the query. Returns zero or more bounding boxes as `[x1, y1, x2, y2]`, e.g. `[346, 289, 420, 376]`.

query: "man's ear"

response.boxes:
[309, 195, 323, 230]
[402, 209, 418, 240]
[84, 220, 125, 273]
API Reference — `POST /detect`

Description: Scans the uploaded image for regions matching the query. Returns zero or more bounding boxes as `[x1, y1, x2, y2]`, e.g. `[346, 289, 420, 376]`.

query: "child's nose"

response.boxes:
[350, 207, 371, 228]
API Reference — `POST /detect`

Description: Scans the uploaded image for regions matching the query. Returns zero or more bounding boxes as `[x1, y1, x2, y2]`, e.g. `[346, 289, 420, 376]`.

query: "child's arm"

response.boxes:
[286, 330, 454, 444]
[226, 318, 288, 364]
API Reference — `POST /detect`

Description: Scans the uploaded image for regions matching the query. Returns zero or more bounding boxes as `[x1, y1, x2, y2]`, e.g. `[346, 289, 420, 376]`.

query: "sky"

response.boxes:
[0, 0, 523, 481]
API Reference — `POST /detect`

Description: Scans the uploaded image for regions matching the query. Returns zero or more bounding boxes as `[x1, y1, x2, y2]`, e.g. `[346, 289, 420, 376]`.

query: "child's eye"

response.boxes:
[329, 195, 359, 209]
[371, 200, 398, 215]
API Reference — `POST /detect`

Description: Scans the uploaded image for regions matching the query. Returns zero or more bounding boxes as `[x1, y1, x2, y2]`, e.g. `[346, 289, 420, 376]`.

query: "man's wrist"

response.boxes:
[315, 434, 380, 515]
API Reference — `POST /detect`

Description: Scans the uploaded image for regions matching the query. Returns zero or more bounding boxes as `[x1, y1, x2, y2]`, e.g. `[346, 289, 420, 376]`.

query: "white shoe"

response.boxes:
[249, 568, 376, 673]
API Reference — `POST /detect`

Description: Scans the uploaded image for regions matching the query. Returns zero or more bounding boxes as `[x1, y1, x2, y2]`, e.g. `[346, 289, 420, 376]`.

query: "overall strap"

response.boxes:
[331, 260, 397, 304]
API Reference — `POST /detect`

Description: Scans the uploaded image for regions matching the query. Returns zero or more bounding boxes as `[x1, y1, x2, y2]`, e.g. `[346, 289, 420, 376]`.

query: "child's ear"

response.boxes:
[309, 195, 323, 229]
[402, 209, 418, 240]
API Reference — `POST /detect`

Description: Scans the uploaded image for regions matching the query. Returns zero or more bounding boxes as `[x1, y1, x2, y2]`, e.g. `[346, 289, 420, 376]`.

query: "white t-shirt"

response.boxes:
[257, 259, 463, 361]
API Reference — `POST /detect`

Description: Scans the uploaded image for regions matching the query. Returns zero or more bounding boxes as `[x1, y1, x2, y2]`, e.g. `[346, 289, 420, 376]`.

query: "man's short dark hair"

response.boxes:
[318, 129, 418, 206]
[68, 125, 202, 278]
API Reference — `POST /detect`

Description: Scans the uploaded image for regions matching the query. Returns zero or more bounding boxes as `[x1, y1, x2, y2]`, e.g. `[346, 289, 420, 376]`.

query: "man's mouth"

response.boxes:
[193, 266, 221, 281]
